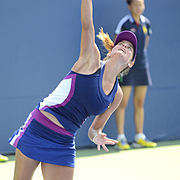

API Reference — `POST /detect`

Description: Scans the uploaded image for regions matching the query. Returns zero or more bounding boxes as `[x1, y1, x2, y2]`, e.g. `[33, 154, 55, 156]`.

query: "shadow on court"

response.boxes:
[1, 140, 180, 180]
[76, 139, 180, 158]
[1, 140, 180, 162]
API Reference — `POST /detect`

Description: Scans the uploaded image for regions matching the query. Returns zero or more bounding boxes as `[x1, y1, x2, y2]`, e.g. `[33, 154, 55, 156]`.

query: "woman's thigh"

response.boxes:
[14, 148, 40, 180]
[41, 162, 74, 180]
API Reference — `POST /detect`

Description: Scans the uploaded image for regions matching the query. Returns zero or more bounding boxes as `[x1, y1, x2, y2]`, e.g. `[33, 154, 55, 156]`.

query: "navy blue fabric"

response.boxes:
[120, 67, 152, 86]
[115, 14, 152, 85]
[41, 62, 119, 135]
[116, 14, 152, 69]
[16, 119, 76, 167]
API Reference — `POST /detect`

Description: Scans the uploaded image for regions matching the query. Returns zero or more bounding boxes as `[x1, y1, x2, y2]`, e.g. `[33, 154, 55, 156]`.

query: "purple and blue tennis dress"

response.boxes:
[9, 61, 118, 167]
[115, 14, 152, 86]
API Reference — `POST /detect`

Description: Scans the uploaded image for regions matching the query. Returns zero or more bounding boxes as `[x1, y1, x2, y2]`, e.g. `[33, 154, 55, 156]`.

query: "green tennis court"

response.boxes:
[1, 140, 180, 180]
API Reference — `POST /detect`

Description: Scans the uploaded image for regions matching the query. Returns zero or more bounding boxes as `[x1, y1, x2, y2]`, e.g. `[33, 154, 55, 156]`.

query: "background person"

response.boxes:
[114, 0, 157, 150]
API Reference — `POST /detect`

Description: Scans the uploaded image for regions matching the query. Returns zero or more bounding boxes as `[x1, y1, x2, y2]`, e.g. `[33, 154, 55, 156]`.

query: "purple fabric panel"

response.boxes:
[32, 109, 73, 136]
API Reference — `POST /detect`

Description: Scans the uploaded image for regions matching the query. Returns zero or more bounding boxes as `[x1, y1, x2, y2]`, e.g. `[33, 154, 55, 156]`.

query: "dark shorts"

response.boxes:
[120, 67, 152, 86]
[9, 109, 76, 167]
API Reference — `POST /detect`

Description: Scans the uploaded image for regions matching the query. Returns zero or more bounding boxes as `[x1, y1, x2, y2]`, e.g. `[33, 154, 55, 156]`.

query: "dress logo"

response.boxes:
[142, 25, 148, 35]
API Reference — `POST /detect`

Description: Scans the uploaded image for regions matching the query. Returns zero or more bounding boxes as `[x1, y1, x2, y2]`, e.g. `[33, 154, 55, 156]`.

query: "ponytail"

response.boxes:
[97, 28, 114, 52]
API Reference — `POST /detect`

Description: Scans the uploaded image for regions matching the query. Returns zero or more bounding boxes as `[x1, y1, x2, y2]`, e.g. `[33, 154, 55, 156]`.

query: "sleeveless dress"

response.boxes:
[9, 61, 118, 167]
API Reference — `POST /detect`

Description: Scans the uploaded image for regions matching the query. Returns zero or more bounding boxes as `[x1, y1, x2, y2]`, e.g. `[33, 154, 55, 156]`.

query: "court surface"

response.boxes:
[1, 140, 180, 180]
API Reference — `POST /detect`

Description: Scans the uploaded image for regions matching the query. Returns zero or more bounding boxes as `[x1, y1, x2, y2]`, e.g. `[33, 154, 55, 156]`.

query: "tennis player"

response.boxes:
[9, 0, 137, 179]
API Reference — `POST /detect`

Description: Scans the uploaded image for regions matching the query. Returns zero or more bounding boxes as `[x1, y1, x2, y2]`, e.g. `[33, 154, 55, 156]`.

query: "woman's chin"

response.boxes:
[111, 52, 128, 65]
[112, 51, 124, 59]
[116, 50, 124, 56]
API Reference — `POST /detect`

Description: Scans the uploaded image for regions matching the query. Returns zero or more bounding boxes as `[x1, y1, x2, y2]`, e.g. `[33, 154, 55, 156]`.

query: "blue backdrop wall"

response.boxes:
[0, 0, 180, 153]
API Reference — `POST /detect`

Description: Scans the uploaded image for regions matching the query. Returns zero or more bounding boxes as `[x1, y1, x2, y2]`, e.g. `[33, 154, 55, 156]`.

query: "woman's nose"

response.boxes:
[122, 44, 127, 48]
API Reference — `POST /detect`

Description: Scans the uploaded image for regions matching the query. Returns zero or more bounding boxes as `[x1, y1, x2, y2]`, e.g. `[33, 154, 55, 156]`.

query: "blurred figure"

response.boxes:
[0, 154, 8, 162]
[114, 0, 157, 150]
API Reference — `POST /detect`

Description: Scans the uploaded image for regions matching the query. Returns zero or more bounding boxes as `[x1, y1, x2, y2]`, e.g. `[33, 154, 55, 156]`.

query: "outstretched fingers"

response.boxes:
[102, 144, 109, 152]
[104, 137, 118, 145]
[97, 144, 108, 152]
[96, 137, 118, 152]
[97, 145, 101, 151]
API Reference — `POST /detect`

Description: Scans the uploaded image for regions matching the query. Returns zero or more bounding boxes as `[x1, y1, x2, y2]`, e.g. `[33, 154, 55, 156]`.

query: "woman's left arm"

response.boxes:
[88, 86, 123, 152]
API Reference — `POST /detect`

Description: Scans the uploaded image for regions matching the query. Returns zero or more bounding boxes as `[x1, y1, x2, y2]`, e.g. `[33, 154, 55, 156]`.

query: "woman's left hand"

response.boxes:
[93, 133, 118, 152]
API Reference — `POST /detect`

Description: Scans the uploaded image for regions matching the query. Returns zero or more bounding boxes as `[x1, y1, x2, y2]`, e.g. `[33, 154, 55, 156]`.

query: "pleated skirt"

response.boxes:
[9, 109, 76, 167]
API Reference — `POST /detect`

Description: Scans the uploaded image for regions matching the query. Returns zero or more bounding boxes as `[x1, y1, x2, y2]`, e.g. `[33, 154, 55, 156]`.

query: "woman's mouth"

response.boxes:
[118, 48, 126, 54]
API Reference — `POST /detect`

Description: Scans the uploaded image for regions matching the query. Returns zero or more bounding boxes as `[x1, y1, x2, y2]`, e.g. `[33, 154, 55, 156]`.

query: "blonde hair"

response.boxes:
[97, 28, 114, 52]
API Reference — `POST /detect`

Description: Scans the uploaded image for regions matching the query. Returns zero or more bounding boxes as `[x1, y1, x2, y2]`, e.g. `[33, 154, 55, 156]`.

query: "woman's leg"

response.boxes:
[41, 162, 74, 180]
[133, 86, 147, 134]
[13, 148, 40, 180]
[133, 86, 157, 147]
[115, 86, 132, 149]
[115, 86, 132, 135]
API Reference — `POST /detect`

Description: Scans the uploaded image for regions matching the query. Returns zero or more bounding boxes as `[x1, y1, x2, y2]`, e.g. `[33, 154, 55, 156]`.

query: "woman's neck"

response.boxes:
[101, 60, 117, 95]
[104, 58, 127, 81]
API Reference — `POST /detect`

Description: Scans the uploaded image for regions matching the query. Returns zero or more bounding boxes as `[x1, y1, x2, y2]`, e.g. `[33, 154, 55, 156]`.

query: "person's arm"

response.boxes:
[79, 0, 100, 65]
[145, 17, 152, 50]
[144, 35, 150, 49]
[88, 86, 123, 152]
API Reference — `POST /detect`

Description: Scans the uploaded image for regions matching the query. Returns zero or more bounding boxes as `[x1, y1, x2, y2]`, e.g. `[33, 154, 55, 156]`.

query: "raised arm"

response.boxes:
[81, 0, 93, 30]
[88, 86, 123, 152]
[80, 0, 95, 55]
[72, 0, 100, 73]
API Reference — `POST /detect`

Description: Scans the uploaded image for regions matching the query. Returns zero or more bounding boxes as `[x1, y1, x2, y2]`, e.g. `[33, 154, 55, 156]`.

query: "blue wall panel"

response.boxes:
[0, 0, 180, 153]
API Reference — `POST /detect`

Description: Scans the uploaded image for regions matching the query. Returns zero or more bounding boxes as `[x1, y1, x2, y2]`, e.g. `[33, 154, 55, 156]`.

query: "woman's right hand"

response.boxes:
[93, 133, 118, 152]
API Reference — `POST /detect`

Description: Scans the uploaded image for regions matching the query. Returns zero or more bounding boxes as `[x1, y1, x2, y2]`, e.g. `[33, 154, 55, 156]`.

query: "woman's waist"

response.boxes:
[39, 110, 65, 129]
[35, 107, 83, 135]
[31, 108, 74, 137]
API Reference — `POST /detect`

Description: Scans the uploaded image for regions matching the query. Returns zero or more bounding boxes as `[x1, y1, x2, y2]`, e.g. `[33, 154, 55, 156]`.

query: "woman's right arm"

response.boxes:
[72, 0, 100, 72]
[80, 0, 94, 55]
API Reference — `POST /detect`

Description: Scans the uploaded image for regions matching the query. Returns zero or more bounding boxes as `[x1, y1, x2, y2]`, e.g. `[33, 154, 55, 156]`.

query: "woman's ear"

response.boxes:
[128, 61, 134, 68]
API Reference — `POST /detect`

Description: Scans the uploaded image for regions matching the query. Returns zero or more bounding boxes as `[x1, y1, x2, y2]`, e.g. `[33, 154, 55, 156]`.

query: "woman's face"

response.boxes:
[110, 40, 134, 67]
[128, 0, 145, 16]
